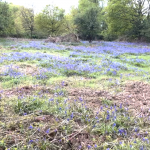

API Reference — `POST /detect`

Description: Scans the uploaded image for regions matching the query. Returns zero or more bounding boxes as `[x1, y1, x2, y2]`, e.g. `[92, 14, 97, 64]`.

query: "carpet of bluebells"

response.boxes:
[0, 39, 150, 150]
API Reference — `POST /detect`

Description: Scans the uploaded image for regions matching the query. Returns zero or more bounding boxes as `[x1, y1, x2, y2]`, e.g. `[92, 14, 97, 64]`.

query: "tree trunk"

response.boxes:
[31, 30, 32, 39]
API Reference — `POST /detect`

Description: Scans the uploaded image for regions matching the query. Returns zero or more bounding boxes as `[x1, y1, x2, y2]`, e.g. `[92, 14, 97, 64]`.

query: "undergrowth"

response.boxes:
[0, 39, 150, 150]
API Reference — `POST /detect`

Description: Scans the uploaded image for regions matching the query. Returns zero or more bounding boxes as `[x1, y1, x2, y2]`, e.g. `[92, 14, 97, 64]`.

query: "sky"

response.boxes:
[5, 0, 79, 14]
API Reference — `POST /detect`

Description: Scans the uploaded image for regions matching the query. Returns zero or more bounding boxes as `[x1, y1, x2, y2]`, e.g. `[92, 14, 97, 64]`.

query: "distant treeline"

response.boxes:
[0, 0, 150, 42]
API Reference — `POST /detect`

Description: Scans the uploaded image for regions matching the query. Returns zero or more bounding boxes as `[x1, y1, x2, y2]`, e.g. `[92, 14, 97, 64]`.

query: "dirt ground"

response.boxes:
[67, 81, 150, 117]
[2, 79, 150, 118]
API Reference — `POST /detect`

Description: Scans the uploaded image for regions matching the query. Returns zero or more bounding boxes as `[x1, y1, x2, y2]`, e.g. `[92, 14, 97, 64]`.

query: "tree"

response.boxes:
[105, 0, 150, 40]
[35, 5, 65, 37]
[74, 0, 103, 42]
[20, 6, 34, 38]
[131, 0, 150, 40]
[7, 4, 25, 37]
[0, 1, 12, 36]
[141, 17, 150, 40]
[63, 7, 78, 35]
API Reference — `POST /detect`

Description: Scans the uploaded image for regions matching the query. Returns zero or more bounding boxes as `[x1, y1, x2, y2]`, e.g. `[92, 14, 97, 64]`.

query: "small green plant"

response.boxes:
[40, 61, 54, 68]
[62, 69, 85, 77]
[101, 98, 113, 106]
[14, 97, 43, 115]
[0, 140, 6, 150]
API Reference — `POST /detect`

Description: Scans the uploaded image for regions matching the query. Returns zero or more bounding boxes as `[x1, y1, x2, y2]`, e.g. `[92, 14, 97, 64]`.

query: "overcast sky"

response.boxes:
[5, 0, 79, 14]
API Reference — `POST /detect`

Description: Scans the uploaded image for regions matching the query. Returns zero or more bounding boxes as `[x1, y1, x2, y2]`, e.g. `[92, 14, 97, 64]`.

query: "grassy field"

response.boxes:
[1, 38, 150, 150]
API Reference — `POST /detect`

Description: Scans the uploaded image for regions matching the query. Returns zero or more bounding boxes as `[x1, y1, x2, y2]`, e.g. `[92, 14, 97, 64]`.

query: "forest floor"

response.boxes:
[0, 38, 150, 150]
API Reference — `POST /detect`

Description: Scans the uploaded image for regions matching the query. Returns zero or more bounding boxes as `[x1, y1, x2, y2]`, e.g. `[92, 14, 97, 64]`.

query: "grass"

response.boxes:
[0, 38, 150, 149]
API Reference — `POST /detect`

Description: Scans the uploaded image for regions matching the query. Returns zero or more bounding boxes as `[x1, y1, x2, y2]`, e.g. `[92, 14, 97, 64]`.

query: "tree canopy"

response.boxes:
[20, 6, 34, 38]
[35, 5, 65, 37]
[74, 0, 104, 42]
[0, 1, 12, 36]
[0, 0, 150, 41]
[105, 0, 150, 40]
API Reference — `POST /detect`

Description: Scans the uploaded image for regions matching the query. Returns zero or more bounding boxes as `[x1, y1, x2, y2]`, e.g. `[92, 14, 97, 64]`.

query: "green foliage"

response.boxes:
[14, 96, 43, 115]
[9, 4, 26, 37]
[0, 140, 5, 150]
[62, 69, 84, 77]
[63, 8, 78, 35]
[35, 5, 65, 37]
[20, 6, 34, 38]
[74, 0, 103, 42]
[141, 17, 150, 41]
[0, 2, 29, 38]
[0, 0, 150, 41]
[105, 0, 134, 38]
[105, 0, 150, 41]
[0, 1, 14, 36]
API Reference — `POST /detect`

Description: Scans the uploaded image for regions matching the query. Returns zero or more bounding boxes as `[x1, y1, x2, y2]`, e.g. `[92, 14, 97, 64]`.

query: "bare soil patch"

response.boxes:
[3, 86, 34, 97]
[2, 85, 56, 98]
[0, 64, 38, 75]
[0, 66, 6, 74]
[68, 88, 112, 110]
[68, 81, 150, 116]
[114, 81, 150, 116]
[33, 114, 55, 123]
[19, 64, 38, 75]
